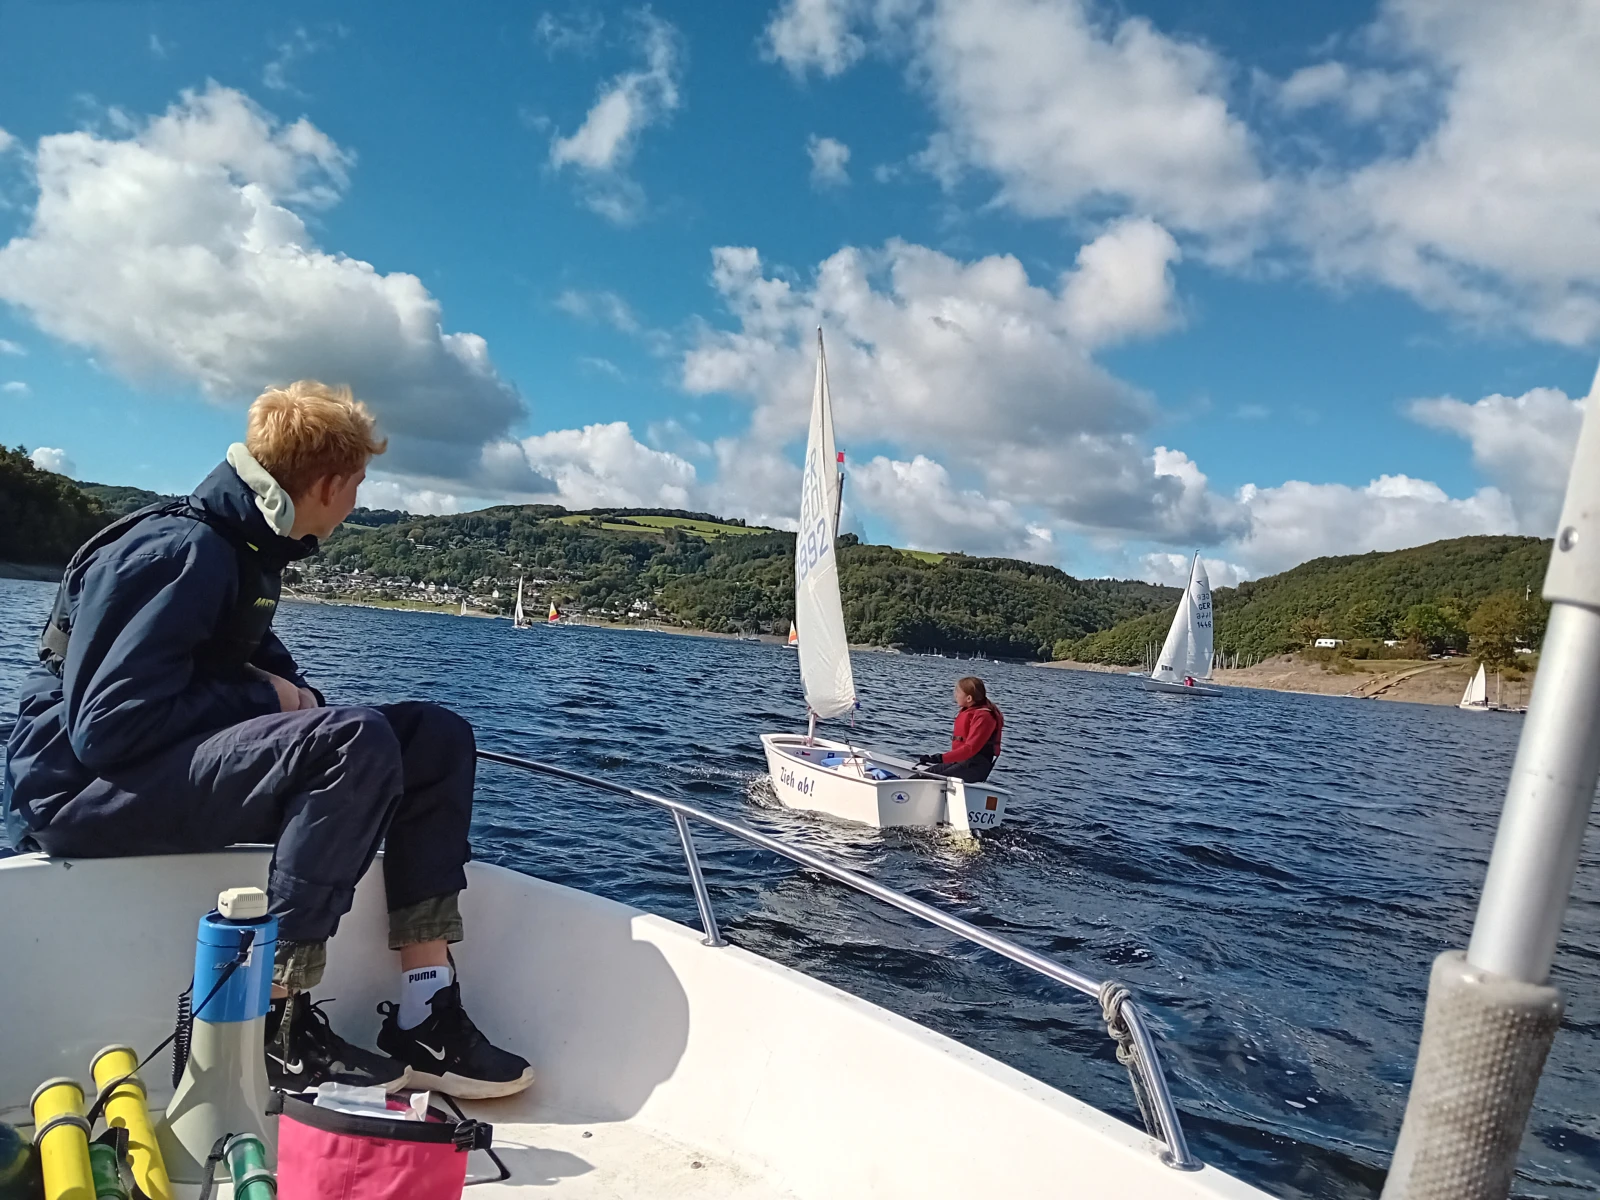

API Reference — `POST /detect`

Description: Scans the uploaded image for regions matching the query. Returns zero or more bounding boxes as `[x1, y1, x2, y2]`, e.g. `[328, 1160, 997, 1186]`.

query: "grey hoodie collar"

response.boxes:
[226, 443, 296, 537]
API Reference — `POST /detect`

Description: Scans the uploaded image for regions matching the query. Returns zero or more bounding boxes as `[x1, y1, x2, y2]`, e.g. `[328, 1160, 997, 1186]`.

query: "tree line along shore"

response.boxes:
[2, 444, 1552, 683]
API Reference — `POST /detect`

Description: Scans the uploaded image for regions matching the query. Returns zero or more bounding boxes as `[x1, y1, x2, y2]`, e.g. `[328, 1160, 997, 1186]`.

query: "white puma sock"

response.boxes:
[399, 963, 453, 1030]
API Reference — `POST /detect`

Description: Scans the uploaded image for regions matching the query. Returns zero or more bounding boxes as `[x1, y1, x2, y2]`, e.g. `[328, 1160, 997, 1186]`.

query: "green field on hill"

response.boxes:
[555, 513, 769, 538]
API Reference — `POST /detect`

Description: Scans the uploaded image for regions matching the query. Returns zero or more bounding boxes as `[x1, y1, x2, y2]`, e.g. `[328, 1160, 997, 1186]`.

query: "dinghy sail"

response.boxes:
[1458, 663, 1489, 711]
[794, 330, 856, 723]
[513, 576, 529, 629]
[1143, 554, 1220, 695]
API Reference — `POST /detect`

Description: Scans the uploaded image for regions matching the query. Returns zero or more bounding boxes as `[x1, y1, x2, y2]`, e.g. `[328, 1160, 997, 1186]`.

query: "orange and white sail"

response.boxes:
[548, 602, 561, 623]
[787, 621, 799, 646]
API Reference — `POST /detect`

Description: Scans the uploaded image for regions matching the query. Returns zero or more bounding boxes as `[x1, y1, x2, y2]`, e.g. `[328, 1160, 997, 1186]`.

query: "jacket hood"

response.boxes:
[191, 452, 318, 565]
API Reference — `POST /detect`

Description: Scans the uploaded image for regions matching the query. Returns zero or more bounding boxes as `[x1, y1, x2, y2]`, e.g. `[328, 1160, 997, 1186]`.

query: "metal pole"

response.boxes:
[1466, 600, 1600, 981]
[671, 809, 726, 948]
[1119, 1002, 1199, 1170]
[1465, 360, 1600, 983]
[1383, 362, 1599, 1200]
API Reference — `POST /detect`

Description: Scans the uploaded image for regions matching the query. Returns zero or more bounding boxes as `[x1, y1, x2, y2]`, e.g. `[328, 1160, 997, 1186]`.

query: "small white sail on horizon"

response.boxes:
[1150, 553, 1214, 685]
[794, 330, 856, 721]
[1459, 663, 1490, 710]
[513, 576, 528, 628]
[460, 598, 468, 617]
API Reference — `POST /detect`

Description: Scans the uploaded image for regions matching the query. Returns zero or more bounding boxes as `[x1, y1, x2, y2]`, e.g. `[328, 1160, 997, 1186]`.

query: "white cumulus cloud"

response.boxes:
[2, 381, 28, 395]
[29, 446, 75, 476]
[763, 0, 867, 78]
[0, 84, 537, 493]
[1226, 474, 1518, 576]
[806, 134, 851, 188]
[908, 0, 1272, 241]
[549, 11, 683, 223]
[1141, 552, 1251, 589]
[356, 479, 467, 516]
[1409, 385, 1586, 536]
[851, 454, 1056, 560]
[1295, 0, 1600, 344]
[519, 421, 697, 509]
[682, 232, 1225, 543]
[1060, 217, 1182, 348]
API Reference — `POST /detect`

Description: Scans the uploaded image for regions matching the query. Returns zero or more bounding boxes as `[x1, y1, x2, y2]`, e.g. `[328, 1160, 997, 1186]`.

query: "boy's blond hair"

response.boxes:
[246, 381, 387, 497]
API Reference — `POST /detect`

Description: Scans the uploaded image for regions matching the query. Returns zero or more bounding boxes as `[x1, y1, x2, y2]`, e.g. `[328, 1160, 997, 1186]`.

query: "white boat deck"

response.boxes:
[461, 1101, 795, 1198]
[0, 849, 1268, 1200]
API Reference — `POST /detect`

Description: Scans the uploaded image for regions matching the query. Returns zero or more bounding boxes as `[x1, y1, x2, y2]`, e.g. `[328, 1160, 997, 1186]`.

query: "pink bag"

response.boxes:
[269, 1090, 507, 1199]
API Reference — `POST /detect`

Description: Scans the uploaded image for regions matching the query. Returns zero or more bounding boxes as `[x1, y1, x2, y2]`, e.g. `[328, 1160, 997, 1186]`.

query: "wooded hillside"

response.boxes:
[312, 508, 1179, 658]
[0, 446, 108, 565]
[1061, 536, 1552, 666]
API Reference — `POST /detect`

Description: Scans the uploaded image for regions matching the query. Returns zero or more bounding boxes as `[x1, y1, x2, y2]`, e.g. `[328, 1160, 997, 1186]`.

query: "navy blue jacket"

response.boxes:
[4, 461, 317, 842]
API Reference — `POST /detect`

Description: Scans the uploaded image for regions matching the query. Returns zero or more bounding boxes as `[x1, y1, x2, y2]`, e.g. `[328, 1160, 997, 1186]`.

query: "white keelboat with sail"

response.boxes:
[511, 575, 530, 629]
[1143, 553, 1224, 696]
[759, 332, 1009, 834]
[1459, 662, 1491, 711]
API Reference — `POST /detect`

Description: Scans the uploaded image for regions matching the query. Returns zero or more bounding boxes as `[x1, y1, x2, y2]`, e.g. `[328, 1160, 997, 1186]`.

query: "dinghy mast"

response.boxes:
[1382, 360, 1600, 1199]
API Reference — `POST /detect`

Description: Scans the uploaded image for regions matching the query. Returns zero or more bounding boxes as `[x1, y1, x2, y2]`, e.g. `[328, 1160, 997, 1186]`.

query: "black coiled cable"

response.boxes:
[171, 985, 194, 1088]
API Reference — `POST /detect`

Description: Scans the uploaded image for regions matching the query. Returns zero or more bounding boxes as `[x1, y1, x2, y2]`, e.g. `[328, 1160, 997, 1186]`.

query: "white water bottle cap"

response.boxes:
[218, 886, 269, 920]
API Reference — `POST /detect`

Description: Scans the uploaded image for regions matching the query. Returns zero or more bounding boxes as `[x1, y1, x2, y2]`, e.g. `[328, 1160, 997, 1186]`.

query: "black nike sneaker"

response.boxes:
[376, 981, 535, 1099]
[266, 994, 411, 1091]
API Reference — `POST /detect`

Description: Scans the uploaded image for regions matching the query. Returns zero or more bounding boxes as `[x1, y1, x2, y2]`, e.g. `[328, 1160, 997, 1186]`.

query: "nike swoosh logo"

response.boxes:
[269, 1055, 306, 1075]
[416, 1042, 448, 1061]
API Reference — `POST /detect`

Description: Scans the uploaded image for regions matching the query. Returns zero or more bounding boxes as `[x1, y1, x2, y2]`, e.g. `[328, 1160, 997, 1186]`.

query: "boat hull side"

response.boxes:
[761, 734, 948, 828]
[1142, 678, 1226, 697]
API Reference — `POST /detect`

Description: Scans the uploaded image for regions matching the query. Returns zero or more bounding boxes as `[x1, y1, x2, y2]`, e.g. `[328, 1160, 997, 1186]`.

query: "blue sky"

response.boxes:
[1, 0, 1595, 581]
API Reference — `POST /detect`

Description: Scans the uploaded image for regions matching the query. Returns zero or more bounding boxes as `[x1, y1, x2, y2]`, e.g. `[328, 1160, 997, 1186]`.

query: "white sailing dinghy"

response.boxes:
[1459, 662, 1490, 711]
[512, 576, 530, 629]
[1143, 554, 1223, 696]
[760, 332, 1009, 834]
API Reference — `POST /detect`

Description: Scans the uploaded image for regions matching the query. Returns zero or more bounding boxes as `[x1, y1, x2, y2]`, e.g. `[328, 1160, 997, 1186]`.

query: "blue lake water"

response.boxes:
[2, 577, 1596, 1198]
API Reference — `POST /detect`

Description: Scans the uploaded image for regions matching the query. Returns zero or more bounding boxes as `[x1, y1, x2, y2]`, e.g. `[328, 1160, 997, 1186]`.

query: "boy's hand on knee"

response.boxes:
[249, 666, 309, 712]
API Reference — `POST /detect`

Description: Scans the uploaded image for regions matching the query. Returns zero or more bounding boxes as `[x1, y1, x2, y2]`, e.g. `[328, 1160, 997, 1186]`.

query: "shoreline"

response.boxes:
[1039, 655, 1533, 709]
[282, 593, 781, 644]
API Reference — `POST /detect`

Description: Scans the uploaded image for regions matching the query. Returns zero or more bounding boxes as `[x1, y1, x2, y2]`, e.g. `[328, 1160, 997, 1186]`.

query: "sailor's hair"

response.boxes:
[246, 380, 387, 497]
[956, 676, 993, 708]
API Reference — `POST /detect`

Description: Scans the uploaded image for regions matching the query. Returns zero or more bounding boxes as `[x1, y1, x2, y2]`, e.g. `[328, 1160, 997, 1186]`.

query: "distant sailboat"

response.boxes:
[548, 602, 561, 624]
[786, 621, 799, 648]
[759, 329, 1010, 834]
[1459, 663, 1491, 711]
[513, 577, 530, 629]
[1143, 553, 1224, 696]
[459, 598, 468, 617]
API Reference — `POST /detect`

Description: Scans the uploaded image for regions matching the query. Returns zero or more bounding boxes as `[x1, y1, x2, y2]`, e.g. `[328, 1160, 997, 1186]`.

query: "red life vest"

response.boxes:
[943, 703, 1003, 764]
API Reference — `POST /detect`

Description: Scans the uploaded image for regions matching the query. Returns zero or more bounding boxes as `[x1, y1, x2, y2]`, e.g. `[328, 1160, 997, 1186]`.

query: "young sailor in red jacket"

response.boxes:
[916, 676, 1003, 783]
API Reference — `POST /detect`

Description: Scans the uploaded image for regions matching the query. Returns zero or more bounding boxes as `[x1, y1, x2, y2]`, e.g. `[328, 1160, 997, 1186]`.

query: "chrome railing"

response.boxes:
[476, 747, 1201, 1171]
